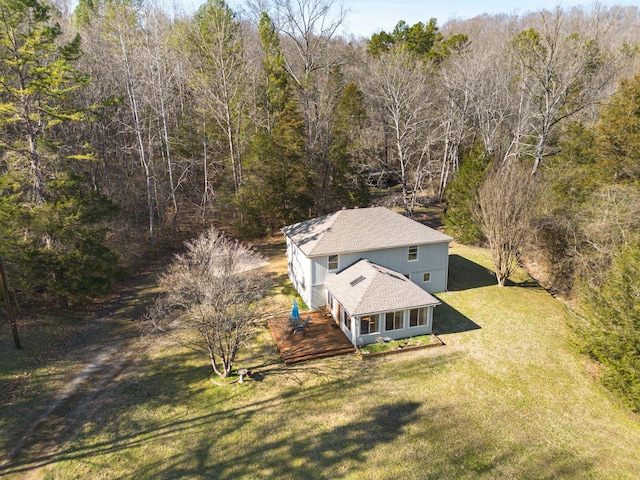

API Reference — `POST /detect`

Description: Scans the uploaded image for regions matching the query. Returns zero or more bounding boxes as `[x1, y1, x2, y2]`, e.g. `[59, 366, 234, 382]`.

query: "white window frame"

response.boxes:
[408, 245, 418, 261]
[360, 314, 380, 335]
[409, 307, 428, 327]
[328, 254, 339, 271]
[423, 272, 431, 283]
[343, 312, 351, 332]
[384, 311, 404, 331]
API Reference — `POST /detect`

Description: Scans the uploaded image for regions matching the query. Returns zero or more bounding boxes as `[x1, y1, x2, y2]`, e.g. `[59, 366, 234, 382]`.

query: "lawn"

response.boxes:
[2, 242, 640, 478]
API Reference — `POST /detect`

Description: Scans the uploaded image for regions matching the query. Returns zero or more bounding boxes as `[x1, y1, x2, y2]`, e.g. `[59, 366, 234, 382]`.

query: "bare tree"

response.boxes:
[509, 6, 623, 175]
[186, 0, 249, 195]
[477, 164, 538, 287]
[368, 48, 434, 217]
[148, 228, 269, 378]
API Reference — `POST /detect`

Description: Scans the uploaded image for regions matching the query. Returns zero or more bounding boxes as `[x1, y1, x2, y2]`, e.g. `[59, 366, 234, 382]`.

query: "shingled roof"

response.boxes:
[323, 259, 440, 317]
[282, 207, 453, 257]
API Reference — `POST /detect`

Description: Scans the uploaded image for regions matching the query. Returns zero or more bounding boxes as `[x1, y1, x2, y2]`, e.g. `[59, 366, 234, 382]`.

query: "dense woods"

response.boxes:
[0, 0, 639, 407]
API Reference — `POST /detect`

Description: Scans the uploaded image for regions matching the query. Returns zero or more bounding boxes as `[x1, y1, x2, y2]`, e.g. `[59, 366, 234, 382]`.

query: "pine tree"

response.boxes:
[235, 13, 312, 235]
[595, 73, 640, 183]
[0, 0, 120, 305]
[327, 81, 369, 209]
[0, 0, 89, 206]
[443, 143, 490, 244]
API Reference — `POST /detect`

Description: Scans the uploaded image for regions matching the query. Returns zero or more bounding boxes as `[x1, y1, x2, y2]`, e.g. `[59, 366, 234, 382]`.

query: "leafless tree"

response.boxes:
[148, 228, 269, 378]
[367, 48, 435, 217]
[477, 164, 538, 287]
[186, 0, 249, 195]
[509, 6, 623, 175]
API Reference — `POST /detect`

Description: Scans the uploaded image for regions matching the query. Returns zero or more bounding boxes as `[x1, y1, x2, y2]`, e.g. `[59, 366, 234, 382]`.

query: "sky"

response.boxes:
[212, 0, 638, 38]
[337, 0, 636, 37]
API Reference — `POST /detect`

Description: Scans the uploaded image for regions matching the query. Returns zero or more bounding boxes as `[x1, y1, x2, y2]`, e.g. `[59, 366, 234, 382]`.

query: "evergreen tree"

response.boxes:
[595, 73, 640, 183]
[327, 81, 369, 209]
[0, 0, 120, 305]
[368, 19, 468, 62]
[580, 242, 640, 412]
[0, 0, 89, 206]
[235, 13, 312, 236]
[443, 143, 490, 244]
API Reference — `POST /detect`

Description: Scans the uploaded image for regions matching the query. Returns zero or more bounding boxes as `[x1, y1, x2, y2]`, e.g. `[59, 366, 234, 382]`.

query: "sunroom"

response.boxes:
[323, 259, 441, 347]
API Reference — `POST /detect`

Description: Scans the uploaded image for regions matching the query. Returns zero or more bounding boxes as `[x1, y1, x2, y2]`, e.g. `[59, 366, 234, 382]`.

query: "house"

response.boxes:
[282, 206, 453, 346]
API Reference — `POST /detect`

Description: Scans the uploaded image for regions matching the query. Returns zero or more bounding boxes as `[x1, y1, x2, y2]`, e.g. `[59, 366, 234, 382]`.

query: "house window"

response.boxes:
[408, 246, 418, 261]
[410, 307, 428, 327]
[423, 272, 431, 283]
[328, 255, 339, 271]
[360, 315, 379, 335]
[344, 313, 351, 332]
[385, 311, 404, 331]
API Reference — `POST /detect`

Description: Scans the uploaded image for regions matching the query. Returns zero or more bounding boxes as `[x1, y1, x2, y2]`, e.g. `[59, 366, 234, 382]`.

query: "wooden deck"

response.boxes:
[268, 310, 356, 364]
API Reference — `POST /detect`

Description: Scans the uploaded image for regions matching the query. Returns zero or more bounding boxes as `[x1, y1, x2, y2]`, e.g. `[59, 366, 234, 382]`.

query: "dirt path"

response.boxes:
[3, 256, 169, 478]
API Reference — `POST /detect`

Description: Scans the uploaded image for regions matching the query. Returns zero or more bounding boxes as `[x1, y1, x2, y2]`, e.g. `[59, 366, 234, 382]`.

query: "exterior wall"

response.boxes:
[311, 242, 450, 299]
[286, 237, 313, 308]
[327, 291, 434, 347]
[351, 306, 434, 347]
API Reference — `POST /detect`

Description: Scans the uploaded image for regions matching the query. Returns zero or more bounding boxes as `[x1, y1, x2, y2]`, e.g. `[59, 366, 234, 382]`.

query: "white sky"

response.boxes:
[176, 1, 639, 38]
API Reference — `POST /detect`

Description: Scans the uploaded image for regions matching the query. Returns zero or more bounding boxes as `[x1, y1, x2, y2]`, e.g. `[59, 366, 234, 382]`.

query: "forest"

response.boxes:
[0, 0, 639, 409]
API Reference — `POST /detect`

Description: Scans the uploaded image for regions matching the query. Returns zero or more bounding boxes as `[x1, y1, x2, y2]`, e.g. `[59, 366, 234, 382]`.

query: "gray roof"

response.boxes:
[282, 207, 453, 257]
[323, 259, 440, 317]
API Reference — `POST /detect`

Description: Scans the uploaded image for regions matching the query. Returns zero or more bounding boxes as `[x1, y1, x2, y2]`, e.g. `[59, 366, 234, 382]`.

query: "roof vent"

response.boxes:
[349, 275, 366, 287]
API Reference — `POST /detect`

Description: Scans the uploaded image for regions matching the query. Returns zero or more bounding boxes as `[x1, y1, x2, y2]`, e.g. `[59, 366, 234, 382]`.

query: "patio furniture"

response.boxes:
[293, 325, 305, 334]
[302, 315, 311, 330]
[288, 316, 300, 328]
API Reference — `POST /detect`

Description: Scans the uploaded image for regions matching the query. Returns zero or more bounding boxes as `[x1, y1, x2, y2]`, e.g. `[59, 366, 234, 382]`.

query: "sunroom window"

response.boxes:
[409, 308, 427, 327]
[360, 315, 379, 335]
[385, 311, 404, 331]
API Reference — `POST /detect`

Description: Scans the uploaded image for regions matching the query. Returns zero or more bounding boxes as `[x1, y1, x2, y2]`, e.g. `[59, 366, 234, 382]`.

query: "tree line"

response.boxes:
[0, 0, 639, 406]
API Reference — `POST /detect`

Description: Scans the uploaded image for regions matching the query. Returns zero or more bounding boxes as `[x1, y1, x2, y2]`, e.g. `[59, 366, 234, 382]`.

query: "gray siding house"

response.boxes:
[282, 207, 453, 346]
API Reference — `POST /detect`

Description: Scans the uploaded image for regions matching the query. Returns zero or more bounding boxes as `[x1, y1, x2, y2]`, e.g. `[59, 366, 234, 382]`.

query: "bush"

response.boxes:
[578, 241, 640, 411]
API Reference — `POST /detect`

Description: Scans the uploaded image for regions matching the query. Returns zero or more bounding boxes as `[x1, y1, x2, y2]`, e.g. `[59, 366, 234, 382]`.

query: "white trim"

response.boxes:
[422, 272, 431, 283]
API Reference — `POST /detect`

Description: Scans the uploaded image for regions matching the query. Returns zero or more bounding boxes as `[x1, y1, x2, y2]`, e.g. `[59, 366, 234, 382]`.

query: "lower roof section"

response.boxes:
[323, 259, 440, 317]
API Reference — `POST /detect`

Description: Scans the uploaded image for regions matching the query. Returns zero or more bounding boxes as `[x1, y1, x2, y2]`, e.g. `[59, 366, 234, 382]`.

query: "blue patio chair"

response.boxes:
[302, 315, 311, 330]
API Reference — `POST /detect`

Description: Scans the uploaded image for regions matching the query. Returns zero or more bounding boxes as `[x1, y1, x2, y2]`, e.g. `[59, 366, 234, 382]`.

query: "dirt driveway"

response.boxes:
[0, 256, 169, 478]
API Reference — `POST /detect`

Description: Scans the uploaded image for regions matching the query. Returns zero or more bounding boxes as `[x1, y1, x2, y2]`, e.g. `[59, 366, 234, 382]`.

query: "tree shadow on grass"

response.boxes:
[447, 254, 497, 291]
[0, 357, 377, 478]
[448, 254, 541, 291]
[434, 299, 481, 335]
[139, 400, 422, 480]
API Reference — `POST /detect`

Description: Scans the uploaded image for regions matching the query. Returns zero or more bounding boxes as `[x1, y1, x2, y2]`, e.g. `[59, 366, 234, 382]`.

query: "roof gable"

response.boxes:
[282, 207, 453, 257]
[323, 259, 440, 316]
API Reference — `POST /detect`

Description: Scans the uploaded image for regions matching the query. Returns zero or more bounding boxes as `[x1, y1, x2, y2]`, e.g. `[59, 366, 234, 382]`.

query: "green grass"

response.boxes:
[2, 242, 640, 478]
[359, 335, 439, 354]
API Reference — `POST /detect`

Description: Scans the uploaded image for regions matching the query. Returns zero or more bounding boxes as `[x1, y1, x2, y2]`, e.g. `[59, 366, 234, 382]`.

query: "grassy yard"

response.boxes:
[2, 242, 640, 478]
